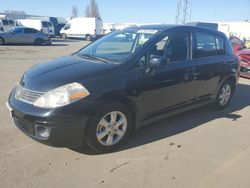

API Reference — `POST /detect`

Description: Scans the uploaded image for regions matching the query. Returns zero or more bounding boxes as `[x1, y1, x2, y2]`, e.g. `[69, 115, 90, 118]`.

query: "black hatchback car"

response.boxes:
[7, 25, 239, 153]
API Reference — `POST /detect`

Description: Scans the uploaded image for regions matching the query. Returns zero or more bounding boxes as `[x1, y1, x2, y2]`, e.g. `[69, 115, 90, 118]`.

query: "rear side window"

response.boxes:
[193, 32, 216, 58]
[216, 36, 226, 55]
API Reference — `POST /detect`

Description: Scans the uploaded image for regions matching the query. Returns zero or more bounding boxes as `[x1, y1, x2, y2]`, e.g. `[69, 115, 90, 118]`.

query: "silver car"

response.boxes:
[0, 27, 51, 45]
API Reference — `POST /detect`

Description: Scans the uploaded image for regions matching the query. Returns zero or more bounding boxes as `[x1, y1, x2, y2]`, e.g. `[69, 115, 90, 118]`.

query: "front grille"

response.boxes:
[15, 85, 45, 104]
[14, 116, 35, 135]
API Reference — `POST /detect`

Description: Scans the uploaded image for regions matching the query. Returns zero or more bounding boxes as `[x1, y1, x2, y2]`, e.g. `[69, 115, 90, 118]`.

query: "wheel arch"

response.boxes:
[215, 75, 237, 99]
[85, 92, 138, 134]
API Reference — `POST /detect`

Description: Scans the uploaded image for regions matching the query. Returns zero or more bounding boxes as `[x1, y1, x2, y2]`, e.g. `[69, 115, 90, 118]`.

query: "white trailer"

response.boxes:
[216, 22, 250, 41]
[60, 17, 103, 41]
[103, 23, 115, 35]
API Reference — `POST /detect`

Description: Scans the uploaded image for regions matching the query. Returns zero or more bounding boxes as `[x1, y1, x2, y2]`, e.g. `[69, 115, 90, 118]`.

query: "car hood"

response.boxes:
[20, 54, 116, 92]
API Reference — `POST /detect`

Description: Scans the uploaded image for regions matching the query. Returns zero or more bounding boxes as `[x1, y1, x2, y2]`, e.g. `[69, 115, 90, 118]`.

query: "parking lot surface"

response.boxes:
[1, 39, 250, 188]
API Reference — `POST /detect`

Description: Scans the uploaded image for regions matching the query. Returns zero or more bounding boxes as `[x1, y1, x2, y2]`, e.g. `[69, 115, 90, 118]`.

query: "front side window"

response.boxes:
[9, 20, 15, 26]
[193, 32, 216, 58]
[78, 29, 158, 63]
[150, 31, 189, 62]
[137, 31, 189, 67]
[24, 28, 37, 33]
[64, 23, 71, 30]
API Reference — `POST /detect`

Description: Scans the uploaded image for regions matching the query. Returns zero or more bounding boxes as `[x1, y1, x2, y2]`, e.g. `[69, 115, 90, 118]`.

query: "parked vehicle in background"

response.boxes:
[0, 27, 51, 45]
[230, 36, 250, 78]
[15, 19, 52, 35]
[60, 17, 103, 41]
[0, 19, 15, 32]
[27, 16, 67, 37]
[7, 25, 239, 153]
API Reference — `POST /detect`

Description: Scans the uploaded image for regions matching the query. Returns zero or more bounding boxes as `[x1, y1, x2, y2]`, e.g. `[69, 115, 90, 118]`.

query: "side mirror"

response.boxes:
[149, 56, 168, 68]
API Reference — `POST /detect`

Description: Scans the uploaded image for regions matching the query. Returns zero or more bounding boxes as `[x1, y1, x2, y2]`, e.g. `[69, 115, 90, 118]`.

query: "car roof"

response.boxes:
[128, 24, 226, 37]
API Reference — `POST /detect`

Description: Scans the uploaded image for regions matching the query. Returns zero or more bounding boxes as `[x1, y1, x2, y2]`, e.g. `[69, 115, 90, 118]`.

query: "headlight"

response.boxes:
[34, 82, 90, 108]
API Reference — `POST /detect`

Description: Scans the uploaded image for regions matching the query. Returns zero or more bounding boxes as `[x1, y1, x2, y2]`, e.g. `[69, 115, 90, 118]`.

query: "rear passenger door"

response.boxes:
[192, 31, 227, 100]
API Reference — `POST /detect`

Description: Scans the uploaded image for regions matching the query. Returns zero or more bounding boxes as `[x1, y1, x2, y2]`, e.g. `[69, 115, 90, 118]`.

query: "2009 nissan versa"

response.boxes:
[7, 25, 239, 153]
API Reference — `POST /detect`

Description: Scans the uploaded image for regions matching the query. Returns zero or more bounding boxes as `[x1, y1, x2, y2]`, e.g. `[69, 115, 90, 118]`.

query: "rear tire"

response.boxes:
[0, 37, 4, 45]
[85, 34, 91, 41]
[86, 102, 133, 153]
[34, 38, 44, 45]
[214, 80, 234, 110]
[61, 33, 67, 40]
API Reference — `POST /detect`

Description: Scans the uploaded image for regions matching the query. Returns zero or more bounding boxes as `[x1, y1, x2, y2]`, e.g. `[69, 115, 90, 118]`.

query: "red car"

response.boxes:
[230, 36, 250, 78]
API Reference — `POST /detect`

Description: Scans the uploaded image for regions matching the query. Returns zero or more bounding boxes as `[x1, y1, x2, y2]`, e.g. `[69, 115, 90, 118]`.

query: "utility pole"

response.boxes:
[175, 0, 192, 24]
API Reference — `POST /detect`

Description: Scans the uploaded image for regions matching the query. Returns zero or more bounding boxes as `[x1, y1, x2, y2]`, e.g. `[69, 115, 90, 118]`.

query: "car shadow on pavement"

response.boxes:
[50, 44, 69, 46]
[72, 83, 250, 155]
[2, 44, 68, 47]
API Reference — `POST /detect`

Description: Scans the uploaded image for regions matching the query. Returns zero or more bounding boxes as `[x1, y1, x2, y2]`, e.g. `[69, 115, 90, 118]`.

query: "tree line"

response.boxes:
[70, 0, 101, 19]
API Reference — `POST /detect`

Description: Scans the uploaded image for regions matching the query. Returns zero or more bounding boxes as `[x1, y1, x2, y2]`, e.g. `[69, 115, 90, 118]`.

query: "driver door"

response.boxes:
[7, 28, 25, 44]
[139, 31, 197, 118]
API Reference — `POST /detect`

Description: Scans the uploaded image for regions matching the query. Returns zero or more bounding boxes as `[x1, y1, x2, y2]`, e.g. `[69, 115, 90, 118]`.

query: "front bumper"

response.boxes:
[7, 89, 92, 148]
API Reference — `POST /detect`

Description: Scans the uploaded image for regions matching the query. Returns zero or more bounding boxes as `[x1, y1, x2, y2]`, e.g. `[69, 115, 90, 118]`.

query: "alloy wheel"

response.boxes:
[219, 84, 232, 106]
[96, 111, 127, 146]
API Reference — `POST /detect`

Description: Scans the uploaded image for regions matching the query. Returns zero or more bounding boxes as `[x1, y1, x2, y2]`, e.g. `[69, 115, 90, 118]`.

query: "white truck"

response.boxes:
[60, 17, 103, 41]
[0, 19, 15, 32]
[15, 19, 53, 35]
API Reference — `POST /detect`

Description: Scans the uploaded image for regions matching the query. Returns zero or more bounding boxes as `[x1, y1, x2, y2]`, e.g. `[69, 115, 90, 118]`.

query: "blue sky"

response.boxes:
[0, 0, 250, 23]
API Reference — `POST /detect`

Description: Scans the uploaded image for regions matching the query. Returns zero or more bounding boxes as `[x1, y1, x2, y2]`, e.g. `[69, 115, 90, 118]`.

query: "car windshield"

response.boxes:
[78, 29, 158, 63]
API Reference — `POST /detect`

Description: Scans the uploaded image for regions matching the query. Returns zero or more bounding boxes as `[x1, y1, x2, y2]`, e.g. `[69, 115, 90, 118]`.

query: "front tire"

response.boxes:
[0, 37, 4, 45]
[86, 102, 133, 153]
[34, 38, 44, 45]
[61, 33, 67, 40]
[214, 80, 234, 109]
[85, 34, 91, 41]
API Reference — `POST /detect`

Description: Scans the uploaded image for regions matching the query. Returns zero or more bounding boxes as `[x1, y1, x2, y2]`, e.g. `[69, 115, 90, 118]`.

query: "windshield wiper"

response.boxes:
[78, 53, 110, 64]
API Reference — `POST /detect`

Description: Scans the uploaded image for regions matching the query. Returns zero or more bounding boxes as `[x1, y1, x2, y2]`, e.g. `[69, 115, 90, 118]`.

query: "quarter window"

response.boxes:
[216, 37, 226, 55]
[193, 32, 216, 58]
